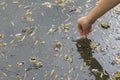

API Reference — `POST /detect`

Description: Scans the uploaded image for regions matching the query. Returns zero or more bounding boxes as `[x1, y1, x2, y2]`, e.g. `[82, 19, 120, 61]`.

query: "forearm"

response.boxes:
[87, 0, 120, 24]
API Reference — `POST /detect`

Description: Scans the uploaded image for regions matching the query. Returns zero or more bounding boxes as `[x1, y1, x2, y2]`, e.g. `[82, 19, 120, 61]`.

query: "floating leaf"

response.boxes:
[50, 69, 55, 76]
[46, 26, 57, 35]
[25, 10, 32, 15]
[17, 61, 25, 67]
[12, 1, 19, 4]
[15, 33, 22, 38]
[100, 47, 105, 52]
[7, 64, 12, 68]
[19, 35, 26, 42]
[69, 67, 74, 74]
[10, 21, 15, 27]
[0, 2, 6, 6]
[22, 16, 34, 22]
[54, 41, 62, 51]
[112, 71, 120, 80]
[24, 5, 30, 9]
[0, 34, 4, 38]
[64, 54, 69, 61]
[64, 54, 73, 63]
[34, 61, 43, 69]
[0, 42, 7, 47]
[115, 56, 120, 64]
[2, 72, 7, 77]
[101, 23, 110, 29]
[34, 40, 39, 45]
[91, 42, 100, 50]
[40, 41, 46, 44]
[42, 2, 52, 8]
[54, 74, 59, 80]
[21, 27, 28, 33]
[63, 25, 69, 32]
[27, 27, 36, 35]
[91, 69, 99, 74]
[29, 56, 37, 63]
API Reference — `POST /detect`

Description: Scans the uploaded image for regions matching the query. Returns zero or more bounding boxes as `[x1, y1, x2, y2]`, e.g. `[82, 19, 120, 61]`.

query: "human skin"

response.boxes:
[78, 0, 120, 38]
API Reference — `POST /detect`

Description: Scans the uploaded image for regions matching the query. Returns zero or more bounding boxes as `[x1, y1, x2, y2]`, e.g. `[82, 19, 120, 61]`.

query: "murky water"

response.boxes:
[0, 0, 120, 80]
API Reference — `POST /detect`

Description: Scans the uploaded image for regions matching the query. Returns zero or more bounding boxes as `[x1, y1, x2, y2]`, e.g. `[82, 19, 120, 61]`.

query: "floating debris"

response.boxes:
[22, 16, 34, 22]
[69, 67, 74, 74]
[27, 27, 36, 35]
[54, 41, 62, 51]
[40, 12, 44, 16]
[21, 27, 28, 33]
[54, 74, 59, 80]
[21, 27, 36, 36]
[10, 21, 15, 27]
[33, 61, 43, 69]
[7, 64, 12, 68]
[15, 33, 22, 39]
[64, 54, 69, 61]
[0, 42, 7, 47]
[91, 42, 100, 50]
[115, 55, 120, 65]
[50, 69, 55, 76]
[100, 47, 106, 52]
[63, 25, 69, 32]
[42, 2, 52, 8]
[16, 61, 25, 67]
[114, 7, 120, 14]
[1, 72, 7, 77]
[27, 56, 43, 71]
[0, 2, 6, 6]
[69, 8, 77, 13]
[46, 26, 57, 35]
[40, 41, 46, 44]
[12, 1, 19, 4]
[112, 71, 120, 80]
[34, 40, 39, 45]
[91, 69, 99, 74]
[29, 56, 37, 63]
[0, 34, 4, 38]
[64, 54, 73, 63]
[100, 23, 110, 29]
[55, 0, 63, 4]
[25, 10, 32, 15]
[24, 5, 30, 10]
[19, 35, 26, 42]
[55, 0, 73, 7]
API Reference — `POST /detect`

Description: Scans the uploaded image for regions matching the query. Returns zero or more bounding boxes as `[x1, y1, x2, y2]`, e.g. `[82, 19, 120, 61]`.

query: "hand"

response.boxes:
[78, 16, 92, 38]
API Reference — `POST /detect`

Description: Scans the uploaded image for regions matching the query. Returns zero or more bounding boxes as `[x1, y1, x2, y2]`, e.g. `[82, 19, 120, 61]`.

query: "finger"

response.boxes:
[78, 23, 83, 35]
[89, 27, 92, 32]
[82, 30, 87, 38]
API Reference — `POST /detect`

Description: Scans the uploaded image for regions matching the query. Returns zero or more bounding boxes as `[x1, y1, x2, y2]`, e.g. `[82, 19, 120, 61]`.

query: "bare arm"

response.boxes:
[78, 0, 120, 38]
[87, 0, 120, 24]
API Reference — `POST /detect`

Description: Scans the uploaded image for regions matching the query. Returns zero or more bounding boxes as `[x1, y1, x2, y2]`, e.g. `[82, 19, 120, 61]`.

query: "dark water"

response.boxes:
[0, 0, 120, 80]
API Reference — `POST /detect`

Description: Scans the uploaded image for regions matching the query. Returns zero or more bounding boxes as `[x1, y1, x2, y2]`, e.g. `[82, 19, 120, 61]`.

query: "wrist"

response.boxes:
[86, 15, 96, 24]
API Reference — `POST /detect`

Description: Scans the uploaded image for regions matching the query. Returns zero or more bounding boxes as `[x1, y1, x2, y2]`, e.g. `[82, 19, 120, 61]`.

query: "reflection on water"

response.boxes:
[76, 38, 110, 80]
